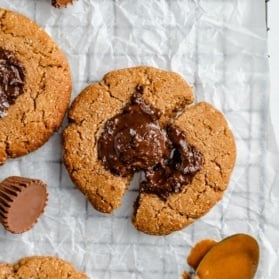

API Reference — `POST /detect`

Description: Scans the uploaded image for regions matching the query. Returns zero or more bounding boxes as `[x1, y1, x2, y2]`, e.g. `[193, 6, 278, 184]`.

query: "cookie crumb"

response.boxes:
[52, 0, 74, 8]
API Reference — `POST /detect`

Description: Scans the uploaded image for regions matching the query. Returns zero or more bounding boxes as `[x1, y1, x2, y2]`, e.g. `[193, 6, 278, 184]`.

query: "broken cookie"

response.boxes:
[63, 66, 236, 235]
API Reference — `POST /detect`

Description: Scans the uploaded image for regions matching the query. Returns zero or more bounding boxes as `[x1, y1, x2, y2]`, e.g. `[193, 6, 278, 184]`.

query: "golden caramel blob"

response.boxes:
[187, 239, 218, 270]
[195, 234, 259, 279]
[182, 271, 191, 279]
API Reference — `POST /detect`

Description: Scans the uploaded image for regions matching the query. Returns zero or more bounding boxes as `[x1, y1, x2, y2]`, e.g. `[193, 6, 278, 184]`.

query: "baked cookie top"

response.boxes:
[63, 66, 236, 235]
[133, 102, 236, 235]
[0, 8, 72, 165]
[63, 66, 194, 213]
[0, 256, 88, 279]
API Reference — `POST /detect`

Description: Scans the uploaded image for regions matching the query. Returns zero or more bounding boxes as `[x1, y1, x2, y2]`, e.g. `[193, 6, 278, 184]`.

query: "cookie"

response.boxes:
[63, 66, 236, 235]
[52, 0, 74, 8]
[133, 102, 236, 235]
[63, 66, 194, 213]
[0, 256, 88, 279]
[0, 8, 72, 165]
[0, 176, 48, 234]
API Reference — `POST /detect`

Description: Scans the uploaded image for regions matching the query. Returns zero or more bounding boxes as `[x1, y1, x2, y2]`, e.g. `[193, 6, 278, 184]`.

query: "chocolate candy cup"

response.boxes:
[0, 176, 47, 233]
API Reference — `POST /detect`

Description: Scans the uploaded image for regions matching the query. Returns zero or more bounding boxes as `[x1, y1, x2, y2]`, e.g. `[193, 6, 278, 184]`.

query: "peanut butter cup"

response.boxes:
[0, 47, 25, 118]
[0, 176, 47, 233]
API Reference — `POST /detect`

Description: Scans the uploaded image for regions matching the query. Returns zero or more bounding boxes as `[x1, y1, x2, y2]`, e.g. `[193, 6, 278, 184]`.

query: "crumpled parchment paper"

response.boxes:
[0, 0, 277, 278]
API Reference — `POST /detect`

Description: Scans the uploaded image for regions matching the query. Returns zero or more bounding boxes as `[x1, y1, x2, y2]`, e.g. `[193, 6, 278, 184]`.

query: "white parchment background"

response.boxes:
[0, 0, 278, 278]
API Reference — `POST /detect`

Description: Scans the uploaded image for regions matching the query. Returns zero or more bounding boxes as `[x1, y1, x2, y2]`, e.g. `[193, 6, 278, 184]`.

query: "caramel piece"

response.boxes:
[182, 271, 192, 279]
[187, 239, 217, 270]
[195, 234, 259, 279]
[52, 0, 73, 8]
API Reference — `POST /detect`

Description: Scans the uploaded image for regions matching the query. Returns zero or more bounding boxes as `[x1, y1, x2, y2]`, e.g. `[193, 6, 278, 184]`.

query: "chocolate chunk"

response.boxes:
[0, 48, 25, 118]
[167, 125, 202, 174]
[0, 176, 48, 233]
[98, 89, 170, 177]
[98, 86, 203, 199]
[140, 126, 202, 200]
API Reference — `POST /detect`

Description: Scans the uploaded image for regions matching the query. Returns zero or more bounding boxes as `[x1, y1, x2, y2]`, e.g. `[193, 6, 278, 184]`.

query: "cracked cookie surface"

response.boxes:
[133, 102, 236, 235]
[63, 66, 194, 213]
[0, 8, 71, 165]
[0, 256, 88, 279]
[63, 66, 235, 235]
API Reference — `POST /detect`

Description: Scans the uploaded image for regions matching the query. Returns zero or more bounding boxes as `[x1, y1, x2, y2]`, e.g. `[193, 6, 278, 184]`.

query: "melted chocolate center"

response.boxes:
[141, 126, 202, 199]
[98, 86, 202, 199]
[0, 48, 25, 118]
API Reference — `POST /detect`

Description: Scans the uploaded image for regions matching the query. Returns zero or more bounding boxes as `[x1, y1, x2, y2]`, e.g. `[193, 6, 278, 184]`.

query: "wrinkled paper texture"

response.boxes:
[0, 0, 277, 278]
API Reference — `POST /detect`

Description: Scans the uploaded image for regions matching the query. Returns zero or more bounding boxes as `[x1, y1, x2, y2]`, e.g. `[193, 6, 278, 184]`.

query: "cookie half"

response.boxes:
[133, 102, 236, 235]
[63, 66, 194, 213]
[0, 8, 72, 165]
[0, 256, 88, 279]
[52, 0, 74, 8]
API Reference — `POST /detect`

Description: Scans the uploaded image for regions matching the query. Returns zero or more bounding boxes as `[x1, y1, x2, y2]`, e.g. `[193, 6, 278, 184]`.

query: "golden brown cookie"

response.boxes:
[0, 8, 72, 165]
[0, 256, 88, 279]
[63, 66, 236, 235]
[63, 66, 194, 213]
[133, 102, 236, 235]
